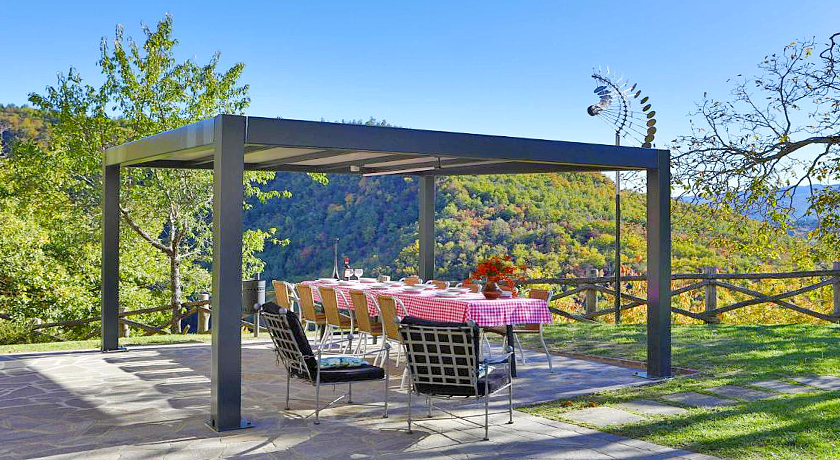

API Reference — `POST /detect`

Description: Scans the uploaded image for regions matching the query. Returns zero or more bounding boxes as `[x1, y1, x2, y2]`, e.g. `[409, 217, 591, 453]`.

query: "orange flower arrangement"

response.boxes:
[467, 255, 528, 293]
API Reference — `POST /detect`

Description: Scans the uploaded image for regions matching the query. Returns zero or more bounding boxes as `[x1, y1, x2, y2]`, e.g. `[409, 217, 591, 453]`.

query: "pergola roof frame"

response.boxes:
[100, 114, 672, 432]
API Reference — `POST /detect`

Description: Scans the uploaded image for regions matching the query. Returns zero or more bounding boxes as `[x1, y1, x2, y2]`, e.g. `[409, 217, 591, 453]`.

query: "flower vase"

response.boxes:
[482, 281, 502, 300]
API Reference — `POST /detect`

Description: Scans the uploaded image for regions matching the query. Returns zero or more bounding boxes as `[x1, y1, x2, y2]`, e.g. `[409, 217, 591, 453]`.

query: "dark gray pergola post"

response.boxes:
[418, 175, 435, 281]
[101, 164, 121, 351]
[645, 150, 672, 378]
[208, 115, 250, 431]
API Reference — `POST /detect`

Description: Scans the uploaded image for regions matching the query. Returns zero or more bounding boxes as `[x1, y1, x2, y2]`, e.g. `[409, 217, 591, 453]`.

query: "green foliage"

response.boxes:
[0, 15, 292, 336]
[248, 171, 816, 289]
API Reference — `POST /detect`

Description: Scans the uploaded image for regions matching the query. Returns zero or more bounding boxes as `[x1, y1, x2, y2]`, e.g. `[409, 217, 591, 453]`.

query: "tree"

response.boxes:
[673, 32, 840, 255]
[15, 15, 281, 331]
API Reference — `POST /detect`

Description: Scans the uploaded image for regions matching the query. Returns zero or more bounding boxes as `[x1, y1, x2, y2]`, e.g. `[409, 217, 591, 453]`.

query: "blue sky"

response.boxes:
[2, 1, 838, 149]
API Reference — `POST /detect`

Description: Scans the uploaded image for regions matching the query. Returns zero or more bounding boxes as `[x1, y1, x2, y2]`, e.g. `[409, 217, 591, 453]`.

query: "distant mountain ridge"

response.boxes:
[681, 184, 839, 232]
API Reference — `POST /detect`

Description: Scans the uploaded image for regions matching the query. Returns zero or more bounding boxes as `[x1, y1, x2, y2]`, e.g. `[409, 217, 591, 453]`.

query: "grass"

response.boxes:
[0, 332, 264, 354]
[519, 323, 840, 460]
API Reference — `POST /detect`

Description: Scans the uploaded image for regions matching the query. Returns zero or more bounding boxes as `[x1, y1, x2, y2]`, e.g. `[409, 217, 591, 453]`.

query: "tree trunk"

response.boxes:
[170, 252, 182, 333]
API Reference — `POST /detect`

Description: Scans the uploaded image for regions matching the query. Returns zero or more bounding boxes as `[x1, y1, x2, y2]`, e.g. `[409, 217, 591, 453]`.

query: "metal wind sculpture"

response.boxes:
[586, 68, 657, 323]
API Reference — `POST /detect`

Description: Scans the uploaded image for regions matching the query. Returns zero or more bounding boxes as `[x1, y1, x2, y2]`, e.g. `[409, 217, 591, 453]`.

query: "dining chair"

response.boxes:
[348, 289, 385, 361]
[376, 294, 411, 388]
[262, 302, 390, 425]
[272, 280, 299, 313]
[296, 283, 327, 333]
[318, 286, 356, 353]
[483, 288, 554, 372]
[426, 280, 450, 290]
[458, 281, 481, 293]
[400, 275, 422, 286]
[399, 317, 513, 440]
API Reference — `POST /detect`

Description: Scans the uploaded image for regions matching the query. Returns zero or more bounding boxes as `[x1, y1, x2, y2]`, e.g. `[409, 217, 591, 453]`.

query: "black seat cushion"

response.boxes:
[415, 365, 510, 397]
[264, 302, 386, 384]
[317, 364, 386, 383]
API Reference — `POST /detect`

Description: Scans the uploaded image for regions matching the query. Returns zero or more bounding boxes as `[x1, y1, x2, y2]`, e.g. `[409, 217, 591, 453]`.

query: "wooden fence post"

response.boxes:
[585, 268, 599, 315]
[833, 262, 840, 317]
[118, 307, 129, 338]
[198, 293, 211, 334]
[704, 267, 717, 320]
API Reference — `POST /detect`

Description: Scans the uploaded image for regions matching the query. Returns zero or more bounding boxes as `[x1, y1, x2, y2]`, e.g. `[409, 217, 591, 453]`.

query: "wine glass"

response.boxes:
[354, 268, 364, 281]
[344, 268, 353, 280]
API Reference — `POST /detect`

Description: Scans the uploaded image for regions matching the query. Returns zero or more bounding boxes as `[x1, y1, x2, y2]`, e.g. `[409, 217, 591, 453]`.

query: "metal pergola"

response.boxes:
[101, 114, 672, 431]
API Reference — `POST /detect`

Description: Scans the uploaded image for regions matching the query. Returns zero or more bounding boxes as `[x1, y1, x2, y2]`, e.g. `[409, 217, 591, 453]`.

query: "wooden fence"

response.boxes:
[523, 262, 840, 324]
[4, 264, 840, 340]
[1, 293, 270, 341]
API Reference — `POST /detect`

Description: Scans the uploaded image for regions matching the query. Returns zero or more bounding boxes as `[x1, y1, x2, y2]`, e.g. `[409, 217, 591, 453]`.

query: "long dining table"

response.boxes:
[300, 279, 552, 376]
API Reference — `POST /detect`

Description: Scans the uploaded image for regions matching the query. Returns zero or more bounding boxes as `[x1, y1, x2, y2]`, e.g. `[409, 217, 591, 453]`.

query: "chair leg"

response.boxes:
[383, 368, 390, 418]
[539, 330, 553, 372]
[348, 383, 353, 404]
[484, 394, 489, 441]
[427, 396, 433, 418]
[482, 334, 493, 358]
[285, 370, 291, 410]
[507, 381, 514, 424]
[407, 386, 412, 434]
[514, 333, 526, 364]
[400, 367, 409, 390]
[315, 382, 321, 425]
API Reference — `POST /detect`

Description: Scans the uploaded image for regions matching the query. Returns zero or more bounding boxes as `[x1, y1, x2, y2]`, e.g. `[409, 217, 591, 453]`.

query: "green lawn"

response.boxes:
[520, 324, 840, 460]
[0, 332, 264, 354]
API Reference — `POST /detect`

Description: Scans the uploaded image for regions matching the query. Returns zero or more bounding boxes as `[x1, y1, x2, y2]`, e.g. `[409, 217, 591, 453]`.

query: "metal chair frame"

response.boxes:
[399, 322, 513, 441]
[263, 308, 390, 425]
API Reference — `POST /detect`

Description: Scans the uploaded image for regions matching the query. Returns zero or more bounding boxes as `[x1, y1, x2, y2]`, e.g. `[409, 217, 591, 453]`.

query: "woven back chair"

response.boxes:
[376, 295, 406, 342]
[399, 318, 513, 441]
[460, 281, 481, 293]
[349, 289, 385, 359]
[401, 275, 422, 286]
[483, 288, 554, 372]
[272, 280, 298, 311]
[262, 302, 390, 424]
[426, 280, 450, 290]
[296, 283, 326, 328]
[318, 286, 355, 352]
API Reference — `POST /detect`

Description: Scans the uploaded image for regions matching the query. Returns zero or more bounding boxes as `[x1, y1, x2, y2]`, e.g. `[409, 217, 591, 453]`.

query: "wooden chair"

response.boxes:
[272, 280, 299, 313]
[349, 289, 385, 360]
[399, 318, 513, 440]
[318, 286, 355, 353]
[483, 289, 554, 372]
[376, 295, 411, 387]
[262, 302, 390, 425]
[296, 283, 327, 332]
[426, 280, 450, 290]
[400, 275, 422, 286]
[459, 281, 481, 293]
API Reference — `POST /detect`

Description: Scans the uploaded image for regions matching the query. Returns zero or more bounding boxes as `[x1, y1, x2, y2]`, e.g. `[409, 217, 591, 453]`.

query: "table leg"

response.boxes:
[506, 324, 517, 377]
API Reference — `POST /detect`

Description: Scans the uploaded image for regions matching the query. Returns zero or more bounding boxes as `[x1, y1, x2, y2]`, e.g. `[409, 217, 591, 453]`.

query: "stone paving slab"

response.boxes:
[792, 375, 840, 390]
[752, 380, 814, 394]
[562, 406, 645, 427]
[662, 392, 738, 408]
[709, 385, 774, 401]
[0, 340, 719, 459]
[616, 399, 688, 415]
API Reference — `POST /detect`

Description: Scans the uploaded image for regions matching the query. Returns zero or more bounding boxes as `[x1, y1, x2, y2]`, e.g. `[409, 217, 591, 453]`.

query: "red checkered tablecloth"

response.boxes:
[299, 280, 551, 327]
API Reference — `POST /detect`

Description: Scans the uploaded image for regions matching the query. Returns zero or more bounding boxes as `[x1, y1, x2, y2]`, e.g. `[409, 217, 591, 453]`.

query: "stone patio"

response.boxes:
[0, 340, 718, 459]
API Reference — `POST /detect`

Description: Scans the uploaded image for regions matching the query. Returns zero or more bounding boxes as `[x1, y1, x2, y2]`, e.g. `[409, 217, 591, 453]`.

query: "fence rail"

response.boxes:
[523, 262, 840, 324]
[4, 265, 840, 339]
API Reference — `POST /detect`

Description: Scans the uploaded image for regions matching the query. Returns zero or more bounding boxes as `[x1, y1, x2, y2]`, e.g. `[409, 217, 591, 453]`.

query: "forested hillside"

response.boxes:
[246, 171, 814, 284]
